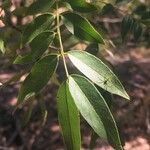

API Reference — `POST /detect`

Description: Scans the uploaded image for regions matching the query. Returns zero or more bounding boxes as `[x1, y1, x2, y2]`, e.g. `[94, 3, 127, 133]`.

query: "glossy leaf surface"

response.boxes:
[62, 12, 105, 44]
[67, 50, 129, 99]
[68, 75, 123, 150]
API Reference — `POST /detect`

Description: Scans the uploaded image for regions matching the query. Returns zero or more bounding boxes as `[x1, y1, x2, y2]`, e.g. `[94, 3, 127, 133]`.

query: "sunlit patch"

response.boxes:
[124, 137, 150, 150]
[50, 124, 60, 132]
[9, 97, 17, 106]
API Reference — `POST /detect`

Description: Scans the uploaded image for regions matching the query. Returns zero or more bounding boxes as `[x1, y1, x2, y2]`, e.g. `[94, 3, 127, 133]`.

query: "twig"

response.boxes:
[56, 2, 69, 77]
[49, 45, 59, 50]
[0, 71, 26, 89]
[99, 18, 122, 23]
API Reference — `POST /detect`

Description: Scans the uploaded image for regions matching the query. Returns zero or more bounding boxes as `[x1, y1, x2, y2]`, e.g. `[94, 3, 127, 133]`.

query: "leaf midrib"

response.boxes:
[65, 83, 74, 149]
[70, 77, 107, 138]
[72, 17, 103, 43]
[68, 52, 127, 97]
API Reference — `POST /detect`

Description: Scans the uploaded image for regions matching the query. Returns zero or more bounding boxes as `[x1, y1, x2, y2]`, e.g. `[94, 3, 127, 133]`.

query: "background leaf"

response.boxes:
[14, 31, 55, 64]
[68, 75, 123, 150]
[141, 11, 150, 20]
[17, 54, 58, 105]
[101, 4, 114, 15]
[133, 4, 147, 15]
[26, 0, 56, 15]
[140, 11, 150, 25]
[121, 15, 144, 41]
[67, 50, 129, 99]
[57, 81, 81, 150]
[22, 13, 54, 45]
[66, 0, 96, 13]
[85, 43, 99, 55]
[121, 15, 134, 40]
[133, 22, 142, 41]
[62, 12, 105, 44]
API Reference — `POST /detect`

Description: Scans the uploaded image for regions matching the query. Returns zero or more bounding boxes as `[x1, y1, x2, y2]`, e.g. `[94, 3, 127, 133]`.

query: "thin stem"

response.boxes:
[49, 45, 59, 50]
[56, 2, 69, 77]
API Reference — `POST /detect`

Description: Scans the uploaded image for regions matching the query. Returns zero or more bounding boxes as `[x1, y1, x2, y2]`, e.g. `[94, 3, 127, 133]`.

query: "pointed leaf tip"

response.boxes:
[68, 74, 123, 149]
[67, 50, 129, 100]
[62, 12, 105, 44]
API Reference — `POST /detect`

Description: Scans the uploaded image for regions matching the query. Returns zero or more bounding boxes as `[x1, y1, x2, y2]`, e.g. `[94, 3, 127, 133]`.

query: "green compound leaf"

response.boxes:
[22, 13, 54, 45]
[14, 31, 55, 64]
[26, 0, 56, 15]
[67, 50, 129, 100]
[62, 12, 105, 44]
[68, 75, 123, 150]
[66, 0, 96, 13]
[17, 54, 58, 105]
[57, 81, 81, 150]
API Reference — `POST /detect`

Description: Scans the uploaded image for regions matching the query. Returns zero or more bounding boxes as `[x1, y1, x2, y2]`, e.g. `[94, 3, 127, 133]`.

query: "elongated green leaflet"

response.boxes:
[62, 12, 105, 44]
[14, 31, 55, 64]
[27, 0, 56, 15]
[68, 75, 123, 150]
[17, 54, 58, 105]
[57, 81, 81, 150]
[66, 0, 96, 13]
[67, 50, 129, 100]
[22, 13, 54, 45]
